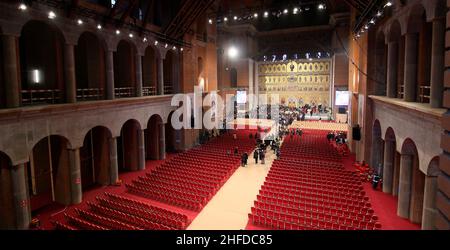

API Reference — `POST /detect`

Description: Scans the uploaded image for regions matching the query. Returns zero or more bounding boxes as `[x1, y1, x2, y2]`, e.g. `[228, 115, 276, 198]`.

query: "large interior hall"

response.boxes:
[0, 0, 449, 232]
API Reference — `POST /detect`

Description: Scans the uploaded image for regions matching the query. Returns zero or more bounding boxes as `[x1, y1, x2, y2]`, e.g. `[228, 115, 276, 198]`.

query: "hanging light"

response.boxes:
[253, 13, 258, 18]
[48, 11, 56, 19]
[154, 40, 159, 45]
[283, 9, 289, 14]
[384, 1, 392, 8]
[264, 11, 269, 18]
[143, 37, 147, 42]
[233, 16, 238, 20]
[97, 24, 102, 30]
[208, 19, 213, 24]
[293, 8, 299, 14]
[180, 48, 184, 52]
[318, 4, 325, 10]
[165, 43, 168, 48]
[77, 19, 83, 25]
[172, 46, 177, 50]
[224, 17, 228, 22]
[115, 30, 120, 35]
[18, 3, 27, 11]
[129, 33, 133, 38]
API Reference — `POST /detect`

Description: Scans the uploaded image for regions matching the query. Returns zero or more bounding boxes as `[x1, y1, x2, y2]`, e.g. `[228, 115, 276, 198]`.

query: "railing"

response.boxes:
[196, 33, 207, 43]
[21, 89, 62, 106]
[397, 85, 404, 99]
[115, 87, 135, 98]
[143, 86, 157, 96]
[164, 85, 173, 95]
[419, 85, 431, 104]
[76, 88, 104, 101]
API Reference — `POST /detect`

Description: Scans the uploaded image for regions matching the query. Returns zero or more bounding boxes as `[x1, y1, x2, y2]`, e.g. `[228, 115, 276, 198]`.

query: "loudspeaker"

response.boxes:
[352, 125, 361, 141]
[338, 107, 346, 114]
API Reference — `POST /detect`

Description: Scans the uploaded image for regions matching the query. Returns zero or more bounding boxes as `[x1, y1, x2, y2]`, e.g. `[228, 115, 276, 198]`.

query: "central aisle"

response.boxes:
[187, 148, 277, 230]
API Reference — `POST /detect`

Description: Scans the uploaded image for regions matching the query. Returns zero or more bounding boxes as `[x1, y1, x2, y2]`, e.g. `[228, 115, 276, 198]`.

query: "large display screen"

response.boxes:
[335, 91, 350, 106]
[236, 91, 247, 104]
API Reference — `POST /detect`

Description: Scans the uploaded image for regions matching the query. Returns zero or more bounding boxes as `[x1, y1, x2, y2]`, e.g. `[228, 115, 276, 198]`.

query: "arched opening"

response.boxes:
[114, 40, 136, 98]
[398, 139, 424, 225]
[415, 8, 432, 103]
[374, 32, 387, 96]
[142, 46, 157, 96]
[79, 126, 112, 191]
[165, 112, 177, 153]
[383, 127, 398, 195]
[387, 20, 403, 99]
[20, 21, 65, 105]
[371, 120, 384, 174]
[230, 68, 238, 88]
[117, 120, 141, 173]
[164, 50, 175, 94]
[0, 27, 5, 108]
[145, 114, 164, 160]
[421, 156, 440, 229]
[27, 135, 72, 213]
[198, 57, 205, 91]
[0, 151, 14, 229]
[75, 32, 106, 101]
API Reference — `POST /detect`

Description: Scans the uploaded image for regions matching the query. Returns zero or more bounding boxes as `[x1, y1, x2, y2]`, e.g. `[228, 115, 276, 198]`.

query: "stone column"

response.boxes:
[157, 56, 164, 95]
[64, 44, 77, 103]
[430, 17, 445, 108]
[403, 33, 419, 102]
[382, 140, 395, 194]
[159, 123, 166, 160]
[68, 148, 82, 204]
[386, 41, 399, 98]
[136, 54, 143, 97]
[138, 129, 146, 170]
[11, 163, 31, 229]
[106, 50, 115, 100]
[2, 35, 21, 108]
[109, 137, 119, 184]
[422, 175, 438, 230]
[398, 154, 413, 218]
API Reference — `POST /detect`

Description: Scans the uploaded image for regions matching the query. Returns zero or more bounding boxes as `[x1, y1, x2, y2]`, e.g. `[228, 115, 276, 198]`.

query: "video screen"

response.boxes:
[335, 91, 349, 106]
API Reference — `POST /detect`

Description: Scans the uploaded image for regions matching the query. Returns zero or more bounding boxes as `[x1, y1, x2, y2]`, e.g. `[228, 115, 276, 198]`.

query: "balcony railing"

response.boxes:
[115, 87, 135, 98]
[77, 88, 104, 101]
[397, 85, 404, 99]
[419, 85, 431, 104]
[143, 86, 157, 96]
[164, 85, 173, 95]
[21, 89, 62, 106]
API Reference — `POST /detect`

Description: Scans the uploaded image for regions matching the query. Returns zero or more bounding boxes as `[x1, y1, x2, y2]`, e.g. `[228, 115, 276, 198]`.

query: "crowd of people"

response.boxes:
[326, 131, 347, 145]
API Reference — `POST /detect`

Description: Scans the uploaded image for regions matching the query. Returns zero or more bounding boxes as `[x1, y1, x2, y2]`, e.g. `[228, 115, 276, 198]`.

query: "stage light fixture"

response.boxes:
[48, 11, 56, 19]
[18, 3, 27, 11]
[228, 46, 239, 59]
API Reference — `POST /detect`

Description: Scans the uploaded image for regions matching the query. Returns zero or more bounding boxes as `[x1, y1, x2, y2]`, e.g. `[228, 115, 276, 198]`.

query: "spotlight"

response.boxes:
[143, 37, 147, 42]
[18, 3, 27, 10]
[264, 11, 269, 18]
[369, 19, 375, 24]
[318, 4, 325, 10]
[228, 46, 238, 59]
[77, 19, 83, 25]
[165, 43, 168, 48]
[254, 13, 258, 18]
[208, 19, 213, 24]
[180, 48, 184, 52]
[173, 46, 177, 50]
[364, 25, 369, 30]
[97, 24, 102, 30]
[116, 30, 120, 35]
[283, 9, 288, 14]
[129, 33, 133, 38]
[224, 17, 228, 22]
[376, 11, 383, 17]
[384, 1, 392, 8]
[233, 16, 238, 20]
[154, 41, 159, 45]
[293, 8, 299, 14]
[48, 11, 56, 19]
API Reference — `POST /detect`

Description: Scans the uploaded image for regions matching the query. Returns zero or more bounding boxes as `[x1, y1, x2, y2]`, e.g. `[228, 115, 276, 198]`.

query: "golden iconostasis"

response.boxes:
[258, 59, 332, 107]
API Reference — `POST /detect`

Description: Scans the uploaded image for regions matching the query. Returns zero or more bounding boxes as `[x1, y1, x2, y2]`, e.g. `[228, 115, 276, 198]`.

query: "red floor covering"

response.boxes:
[342, 154, 420, 230]
[34, 153, 199, 230]
[245, 153, 421, 230]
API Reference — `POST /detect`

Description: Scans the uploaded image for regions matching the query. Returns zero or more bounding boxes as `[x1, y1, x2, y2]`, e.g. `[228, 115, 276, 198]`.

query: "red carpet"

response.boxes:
[342, 155, 420, 230]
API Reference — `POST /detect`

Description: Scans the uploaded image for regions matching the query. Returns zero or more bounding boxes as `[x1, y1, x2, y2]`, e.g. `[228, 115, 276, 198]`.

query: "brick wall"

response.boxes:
[436, 0, 450, 230]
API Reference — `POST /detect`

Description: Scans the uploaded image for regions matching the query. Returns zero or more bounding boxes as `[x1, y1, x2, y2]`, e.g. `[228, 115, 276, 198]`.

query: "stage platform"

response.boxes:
[290, 121, 348, 132]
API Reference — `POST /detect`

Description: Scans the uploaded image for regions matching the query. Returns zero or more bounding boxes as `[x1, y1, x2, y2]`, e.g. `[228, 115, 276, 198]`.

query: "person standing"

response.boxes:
[253, 149, 259, 164]
[260, 150, 265, 165]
